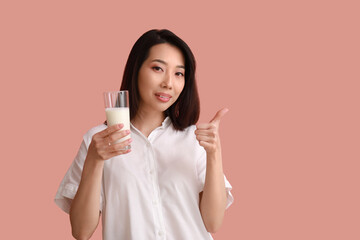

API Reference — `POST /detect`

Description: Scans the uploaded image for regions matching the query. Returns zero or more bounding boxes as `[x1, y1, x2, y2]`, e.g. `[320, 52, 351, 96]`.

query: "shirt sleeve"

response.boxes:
[54, 137, 104, 214]
[196, 149, 234, 209]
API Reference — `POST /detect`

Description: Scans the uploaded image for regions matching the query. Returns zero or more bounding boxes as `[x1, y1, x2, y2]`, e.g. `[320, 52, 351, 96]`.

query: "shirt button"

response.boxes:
[149, 170, 154, 175]
[153, 200, 158, 205]
[158, 230, 163, 236]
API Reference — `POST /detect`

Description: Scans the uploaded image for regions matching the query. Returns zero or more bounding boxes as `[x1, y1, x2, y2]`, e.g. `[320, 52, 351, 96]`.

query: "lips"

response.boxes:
[155, 92, 172, 102]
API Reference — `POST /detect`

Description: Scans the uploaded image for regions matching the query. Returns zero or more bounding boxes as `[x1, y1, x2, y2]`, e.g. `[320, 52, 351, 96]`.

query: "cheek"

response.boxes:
[137, 71, 152, 96]
[176, 80, 185, 95]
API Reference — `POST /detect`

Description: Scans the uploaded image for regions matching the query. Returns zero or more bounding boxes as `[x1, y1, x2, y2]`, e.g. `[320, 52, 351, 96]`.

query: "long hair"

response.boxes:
[120, 29, 200, 131]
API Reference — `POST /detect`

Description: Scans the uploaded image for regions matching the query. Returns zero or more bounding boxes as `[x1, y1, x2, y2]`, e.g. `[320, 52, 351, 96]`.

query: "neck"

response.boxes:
[131, 107, 166, 138]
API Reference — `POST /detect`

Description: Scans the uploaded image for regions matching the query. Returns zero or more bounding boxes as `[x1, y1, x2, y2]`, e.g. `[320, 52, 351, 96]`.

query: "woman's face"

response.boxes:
[137, 43, 185, 114]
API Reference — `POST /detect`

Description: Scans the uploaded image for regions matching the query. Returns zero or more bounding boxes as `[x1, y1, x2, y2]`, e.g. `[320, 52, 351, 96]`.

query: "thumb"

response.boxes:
[210, 108, 229, 124]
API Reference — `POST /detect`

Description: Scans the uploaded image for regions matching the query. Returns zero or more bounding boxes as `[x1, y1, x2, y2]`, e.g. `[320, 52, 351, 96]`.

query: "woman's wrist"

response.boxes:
[206, 148, 222, 162]
[83, 156, 105, 177]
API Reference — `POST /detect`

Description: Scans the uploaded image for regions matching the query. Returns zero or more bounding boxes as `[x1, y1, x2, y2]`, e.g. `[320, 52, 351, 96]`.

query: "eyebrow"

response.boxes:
[151, 59, 185, 69]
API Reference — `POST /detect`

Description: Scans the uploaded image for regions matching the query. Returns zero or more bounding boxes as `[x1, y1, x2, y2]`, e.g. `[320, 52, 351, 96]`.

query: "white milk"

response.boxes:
[105, 107, 131, 143]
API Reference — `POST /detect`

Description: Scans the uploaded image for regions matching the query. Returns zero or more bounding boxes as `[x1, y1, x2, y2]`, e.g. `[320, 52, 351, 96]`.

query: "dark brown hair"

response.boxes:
[120, 29, 200, 131]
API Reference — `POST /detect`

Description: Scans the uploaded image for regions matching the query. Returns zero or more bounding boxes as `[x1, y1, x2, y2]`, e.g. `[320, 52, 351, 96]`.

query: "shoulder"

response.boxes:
[184, 124, 197, 133]
[168, 123, 197, 138]
[179, 124, 197, 133]
[181, 125, 206, 160]
[167, 124, 203, 152]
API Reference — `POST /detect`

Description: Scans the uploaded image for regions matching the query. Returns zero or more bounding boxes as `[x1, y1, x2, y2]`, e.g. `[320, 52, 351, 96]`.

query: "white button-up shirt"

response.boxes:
[55, 117, 233, 240]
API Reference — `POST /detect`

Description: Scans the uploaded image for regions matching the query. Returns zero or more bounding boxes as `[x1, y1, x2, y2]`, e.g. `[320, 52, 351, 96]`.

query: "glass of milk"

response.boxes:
[103, 91, 131, 150]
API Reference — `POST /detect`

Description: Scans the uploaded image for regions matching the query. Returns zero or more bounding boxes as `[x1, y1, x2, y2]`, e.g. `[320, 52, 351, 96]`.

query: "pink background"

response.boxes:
[1, 0, 359, 239]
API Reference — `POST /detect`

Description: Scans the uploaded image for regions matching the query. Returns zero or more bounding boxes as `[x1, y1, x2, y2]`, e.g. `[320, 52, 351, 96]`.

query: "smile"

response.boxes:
[155, 93, 172, 102]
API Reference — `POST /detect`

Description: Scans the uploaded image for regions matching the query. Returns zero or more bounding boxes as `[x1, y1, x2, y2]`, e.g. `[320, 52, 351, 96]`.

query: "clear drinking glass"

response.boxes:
[103, 91, 131, 150]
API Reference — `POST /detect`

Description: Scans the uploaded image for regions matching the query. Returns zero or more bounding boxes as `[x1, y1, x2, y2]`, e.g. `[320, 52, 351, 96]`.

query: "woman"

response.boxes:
[55, 29, 233, 240]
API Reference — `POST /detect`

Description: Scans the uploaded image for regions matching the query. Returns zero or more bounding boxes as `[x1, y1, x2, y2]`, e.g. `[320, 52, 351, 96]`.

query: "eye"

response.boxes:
[152, 66, 163, 72]
[175, 72, 184, 77]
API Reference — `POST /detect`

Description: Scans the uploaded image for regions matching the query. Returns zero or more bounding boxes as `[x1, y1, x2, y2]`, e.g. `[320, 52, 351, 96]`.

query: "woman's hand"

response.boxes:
[195, 108, 229, 155]
[195, 108, 229, 232]
[87, 123, 132, 161]
[71, 124, 131, 239]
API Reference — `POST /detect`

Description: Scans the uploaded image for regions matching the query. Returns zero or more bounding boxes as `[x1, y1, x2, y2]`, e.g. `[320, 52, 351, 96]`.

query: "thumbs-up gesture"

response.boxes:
[195, 108, 229, 155]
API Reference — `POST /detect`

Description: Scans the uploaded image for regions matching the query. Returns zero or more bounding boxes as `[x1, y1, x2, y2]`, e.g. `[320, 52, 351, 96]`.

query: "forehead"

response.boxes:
[147, 43, 185, 65]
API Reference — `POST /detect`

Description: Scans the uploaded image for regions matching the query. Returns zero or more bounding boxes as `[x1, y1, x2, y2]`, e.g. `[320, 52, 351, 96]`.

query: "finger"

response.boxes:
[196, 123, 216, 130]
[108, 148, 132, 158]
[210, 108, 229, 124]
[98, 124, 124, 138]
[109, 138, 133, 152]
[195, 129, 216, 137]
[198, 140, 213, 150]
[107, 129, 131, 143]
[113, 148, 132, 155]
[196, 135, 214, 143]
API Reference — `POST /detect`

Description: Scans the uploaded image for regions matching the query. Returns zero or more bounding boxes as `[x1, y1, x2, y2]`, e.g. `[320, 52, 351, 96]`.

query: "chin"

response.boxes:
[159, 102, 175, 113]
[149, 104, 169, 114]
[161, 105, 172, 113]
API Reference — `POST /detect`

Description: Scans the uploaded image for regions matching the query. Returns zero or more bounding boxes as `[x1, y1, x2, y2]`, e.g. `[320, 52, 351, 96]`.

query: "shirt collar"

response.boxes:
[161, 116, 171, 129]
[130, 116, 172, 131]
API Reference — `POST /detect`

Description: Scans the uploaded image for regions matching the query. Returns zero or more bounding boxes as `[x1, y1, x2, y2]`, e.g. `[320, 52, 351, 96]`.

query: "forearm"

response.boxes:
[70, 157, 104, 240]
[200, 151, 227, 233]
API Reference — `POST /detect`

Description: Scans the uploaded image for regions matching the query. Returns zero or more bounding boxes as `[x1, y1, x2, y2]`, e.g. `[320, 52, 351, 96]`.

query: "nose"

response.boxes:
[161, 72, 173, 89]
